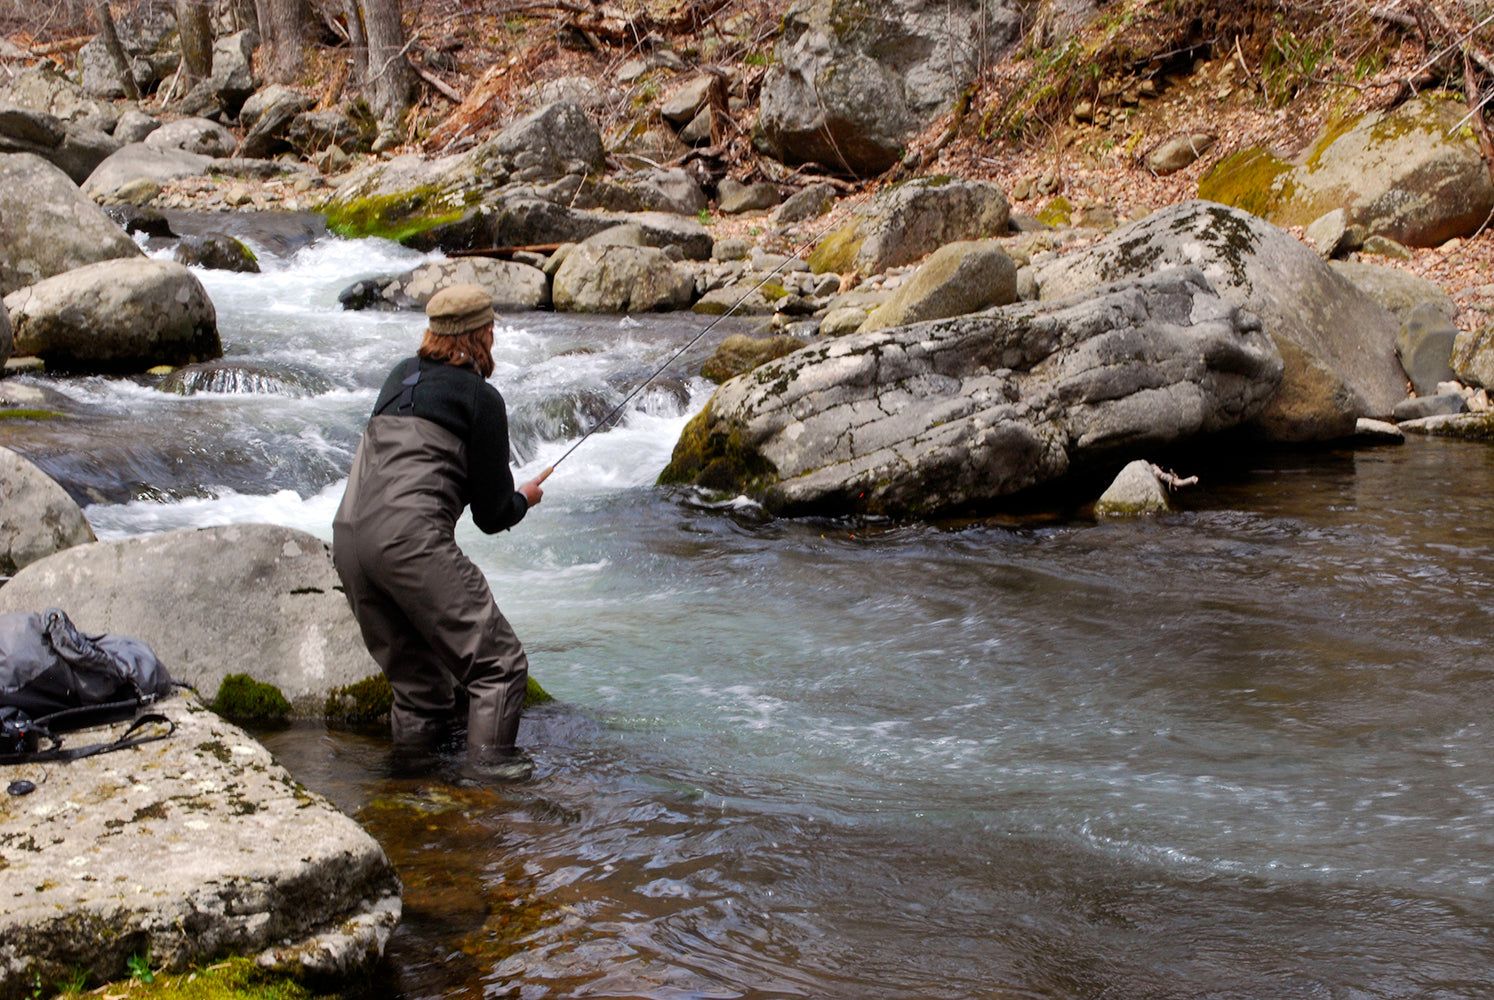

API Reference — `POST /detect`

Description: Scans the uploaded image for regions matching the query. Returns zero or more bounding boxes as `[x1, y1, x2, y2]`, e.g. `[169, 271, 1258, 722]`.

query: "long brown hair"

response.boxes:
[419, 323, 495, 378]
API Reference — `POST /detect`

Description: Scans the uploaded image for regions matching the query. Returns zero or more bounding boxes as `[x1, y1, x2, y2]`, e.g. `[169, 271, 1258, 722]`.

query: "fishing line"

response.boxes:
[534, 184, 876, 482]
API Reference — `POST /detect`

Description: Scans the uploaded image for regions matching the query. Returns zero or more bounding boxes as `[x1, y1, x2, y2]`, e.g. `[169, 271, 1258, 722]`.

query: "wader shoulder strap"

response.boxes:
[376, 359, 423, 417]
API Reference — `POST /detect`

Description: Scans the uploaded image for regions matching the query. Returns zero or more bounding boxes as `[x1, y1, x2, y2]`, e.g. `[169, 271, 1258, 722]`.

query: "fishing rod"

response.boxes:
[530, 190, 871, 486]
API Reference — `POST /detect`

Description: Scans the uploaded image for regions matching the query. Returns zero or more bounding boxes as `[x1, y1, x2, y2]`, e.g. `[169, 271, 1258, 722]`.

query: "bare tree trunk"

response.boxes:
[229, 0, 259, 34]
[91, 0, 140, 100]
[176, 0, 214, 88]
[255, 0, 308, 83]
[358, 0, 413, 126]
[342, 0, 368, 88]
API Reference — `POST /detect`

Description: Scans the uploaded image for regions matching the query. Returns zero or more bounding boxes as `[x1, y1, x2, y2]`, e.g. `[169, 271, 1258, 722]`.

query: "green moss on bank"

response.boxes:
[50, 956, 345, 1000]
[320, 185, 468, 244]
[212, 675, 292, 723]
[324, 673, 552, 724]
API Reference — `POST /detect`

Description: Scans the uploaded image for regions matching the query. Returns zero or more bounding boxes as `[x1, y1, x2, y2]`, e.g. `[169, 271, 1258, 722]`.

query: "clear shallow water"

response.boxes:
[5, 224, 1494, 998]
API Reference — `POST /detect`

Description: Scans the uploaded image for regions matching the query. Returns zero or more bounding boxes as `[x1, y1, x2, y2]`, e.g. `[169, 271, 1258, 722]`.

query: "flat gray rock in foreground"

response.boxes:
[0, 695, 400, 996]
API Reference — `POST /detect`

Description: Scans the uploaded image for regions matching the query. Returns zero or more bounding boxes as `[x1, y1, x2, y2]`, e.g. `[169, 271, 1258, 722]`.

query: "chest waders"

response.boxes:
[332, 359, 531, 771]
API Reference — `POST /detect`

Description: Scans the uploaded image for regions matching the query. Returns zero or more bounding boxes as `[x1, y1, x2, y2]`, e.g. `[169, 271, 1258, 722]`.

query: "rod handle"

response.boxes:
[535, 466, 554, 484]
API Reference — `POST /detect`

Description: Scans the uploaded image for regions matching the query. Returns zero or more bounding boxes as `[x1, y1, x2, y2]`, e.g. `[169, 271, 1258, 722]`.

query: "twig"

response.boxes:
[408, 58, 461, 103]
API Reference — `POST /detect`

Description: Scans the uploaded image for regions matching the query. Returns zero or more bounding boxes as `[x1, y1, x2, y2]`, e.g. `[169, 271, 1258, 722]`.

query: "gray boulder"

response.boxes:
[1330, 259, 1458, 323]
[1199, 95, 1494, 248]
[173, 233, 261, 273]
[1035, 200, 1406, 441]
[288, 109, 365, 156]
[1393, 392, 1467, 421]
[76, 2, 178, 98]
[0, 62, 108, 122]
[478, 100, 606, 182]
[322, 104, 608, 246]
[0, 523, 381, 711]
[82, 143, 217, 203]
[113, 108, 162, 144]
[808, 177, 1011, 276]
[0, 446, 95, 576]
[1144, 132, 1216, 176]
[717, 178, 781, 215]
[1094, 460, 1171, 515]
[1454, 320, 1494, 390]
[0, 695, 400, 991]
[860, 240, 1018, 333]
[5, 258, 219, 373]
[0, 154, 142, 296]
[0, 296, 10, 366]
[774, 182, 837, 224]
[144, 117, 238, 158]
[357, 257, 551, 312]
[602, 166, 708, 216]
[755, 0, 1021, 176]
[553, 245, 694, 313]
[236, 86, 318, 159]
[659, 266, 1282, 517]
[0, 108, 122, 184]
[1396, 302, 1459, 397]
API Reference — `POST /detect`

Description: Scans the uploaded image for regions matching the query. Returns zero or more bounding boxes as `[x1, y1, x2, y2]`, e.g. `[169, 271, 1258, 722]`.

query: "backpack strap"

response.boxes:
[0, 714, 175, 766]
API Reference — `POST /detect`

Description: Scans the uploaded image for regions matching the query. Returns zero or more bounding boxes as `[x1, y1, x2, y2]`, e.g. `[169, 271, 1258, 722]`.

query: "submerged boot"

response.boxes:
[463, 744, 535, 782]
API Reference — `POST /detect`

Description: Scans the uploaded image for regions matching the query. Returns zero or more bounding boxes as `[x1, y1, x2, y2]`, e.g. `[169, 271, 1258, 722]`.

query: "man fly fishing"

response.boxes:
[332, 285, 549, 781]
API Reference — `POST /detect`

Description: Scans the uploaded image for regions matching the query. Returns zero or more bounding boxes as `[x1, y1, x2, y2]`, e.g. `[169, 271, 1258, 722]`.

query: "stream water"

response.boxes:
[4, 217, 1493, 999]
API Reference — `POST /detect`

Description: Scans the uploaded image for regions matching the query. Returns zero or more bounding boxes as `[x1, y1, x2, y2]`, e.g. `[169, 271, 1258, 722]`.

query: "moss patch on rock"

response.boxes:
[657, 406, 779, 495]
[1197, 148, 1296, 219]
[807, 223, 864, 274]
[320, 185, 469, 245]
[212, 674, 292, 723]
[323, 673, 553, 724]
[68, 956, 343, 1000]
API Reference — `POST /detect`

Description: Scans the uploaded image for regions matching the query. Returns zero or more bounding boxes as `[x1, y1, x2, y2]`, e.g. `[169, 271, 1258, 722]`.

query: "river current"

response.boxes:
[5, 219, 1493, 999]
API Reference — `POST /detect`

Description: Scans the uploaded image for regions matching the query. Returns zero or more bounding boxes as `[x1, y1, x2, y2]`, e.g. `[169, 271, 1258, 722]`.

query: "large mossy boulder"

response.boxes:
[1034, 200, 1406, 441]
[0, 154, 142, 296]
[807, 177, 1011, 276]
[0, 523, 380, 713]
[1198, 95, 1494, 248]
[5, 258, 219, 373]
[320, 101, 605, 244]
[754, 0, 1022, 176]
[660, 267, 1282, 518]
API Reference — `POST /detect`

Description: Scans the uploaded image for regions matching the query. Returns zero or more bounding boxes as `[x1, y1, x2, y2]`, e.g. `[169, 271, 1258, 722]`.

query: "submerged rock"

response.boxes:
[156, 360, 332, 397]
[660, 266, 1281, 518]
[0, 694, 401, 991]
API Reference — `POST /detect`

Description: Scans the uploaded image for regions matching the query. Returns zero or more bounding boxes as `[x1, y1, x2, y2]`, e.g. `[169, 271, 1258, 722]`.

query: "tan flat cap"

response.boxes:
[426, 284, 494, 335]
